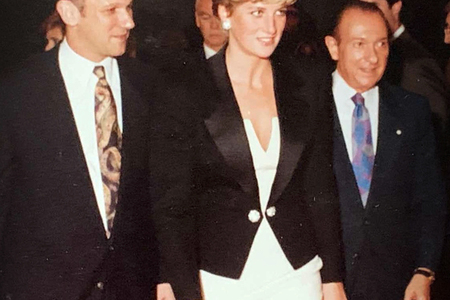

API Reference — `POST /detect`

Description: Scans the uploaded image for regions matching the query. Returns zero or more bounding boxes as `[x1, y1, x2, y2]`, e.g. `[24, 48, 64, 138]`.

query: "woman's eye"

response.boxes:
[251, 10, 263, 17]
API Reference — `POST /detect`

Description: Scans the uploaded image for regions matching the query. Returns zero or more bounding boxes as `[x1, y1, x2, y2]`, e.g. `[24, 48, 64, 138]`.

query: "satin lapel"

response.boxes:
[204, 52, 258, 198]
[267, 63, 310, 205]
[365, 83, 403, 212]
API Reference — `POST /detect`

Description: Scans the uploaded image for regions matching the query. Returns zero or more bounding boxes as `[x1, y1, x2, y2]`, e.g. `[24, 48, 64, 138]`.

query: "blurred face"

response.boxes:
[45, 26, 64, 51]
[195, 0, 228, 51]
[361, 0, 400, 32]
[220, 1, 288, 59]
[325, 8, 389, 93]
[71, 0, 135, 62]
[445, 13, 450, 44]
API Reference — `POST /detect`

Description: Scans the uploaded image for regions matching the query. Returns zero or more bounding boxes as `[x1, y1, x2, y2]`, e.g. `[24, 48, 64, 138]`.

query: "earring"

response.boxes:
[222, 19, 231, 30]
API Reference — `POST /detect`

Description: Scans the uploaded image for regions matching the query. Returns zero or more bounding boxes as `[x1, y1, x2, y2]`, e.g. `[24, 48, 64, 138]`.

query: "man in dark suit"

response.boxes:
[194, 0, 227, 60]
[0, 0, 159, 299]
[361, 0, 449, 141]
[324, 1, 447, 300]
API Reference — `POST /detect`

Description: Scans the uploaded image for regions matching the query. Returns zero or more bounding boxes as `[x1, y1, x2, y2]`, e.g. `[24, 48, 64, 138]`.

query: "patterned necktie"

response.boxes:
[351, 93, 374, 207]
[94, 66, 122, 237]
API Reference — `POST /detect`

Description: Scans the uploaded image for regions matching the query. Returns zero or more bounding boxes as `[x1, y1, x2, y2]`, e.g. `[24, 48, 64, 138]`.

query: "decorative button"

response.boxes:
[396, 129, 402, 135]
[96, 282, 105, 290]
[248, 210, 261, 223]
[364, 220, 370, 226]
[266, 206, 276, 218]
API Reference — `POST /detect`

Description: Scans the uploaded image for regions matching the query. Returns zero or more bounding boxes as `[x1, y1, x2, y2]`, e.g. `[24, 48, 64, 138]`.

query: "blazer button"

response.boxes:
[266, 206, 276, 218]
[248, 210, 261, 223]
[96, 281, 105, 290]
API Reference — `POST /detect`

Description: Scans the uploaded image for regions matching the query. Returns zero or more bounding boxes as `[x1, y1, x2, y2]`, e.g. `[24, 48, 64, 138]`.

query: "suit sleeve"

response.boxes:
[412, 97, 447, 271]
[401, 58, 449, 135]
[149, 84, 201, 300]
[306, 87, 344, 283]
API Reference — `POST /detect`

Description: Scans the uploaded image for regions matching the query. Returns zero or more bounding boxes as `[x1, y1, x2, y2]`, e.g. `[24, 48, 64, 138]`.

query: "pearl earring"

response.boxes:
[222, 19, 231, 30]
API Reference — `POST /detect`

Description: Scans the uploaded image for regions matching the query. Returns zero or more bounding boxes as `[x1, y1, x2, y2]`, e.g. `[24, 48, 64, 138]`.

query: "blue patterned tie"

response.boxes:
[351, 93, 374, 207]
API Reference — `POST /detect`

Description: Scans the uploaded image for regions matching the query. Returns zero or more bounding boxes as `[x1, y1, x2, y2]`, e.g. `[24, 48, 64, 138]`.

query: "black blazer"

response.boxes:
[151, 50, 343, 299]
[385, 30, 449, 138]
[0, 49, 160, 300]
[332, 80, 447, 300]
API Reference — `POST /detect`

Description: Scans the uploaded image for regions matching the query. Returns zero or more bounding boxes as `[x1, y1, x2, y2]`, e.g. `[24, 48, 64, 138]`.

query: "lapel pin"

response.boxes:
[396, 129, 402, 135]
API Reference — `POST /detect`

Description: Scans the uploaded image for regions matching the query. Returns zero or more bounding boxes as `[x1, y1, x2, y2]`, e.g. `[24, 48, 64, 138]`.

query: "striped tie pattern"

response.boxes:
[351, 93, 374, 207]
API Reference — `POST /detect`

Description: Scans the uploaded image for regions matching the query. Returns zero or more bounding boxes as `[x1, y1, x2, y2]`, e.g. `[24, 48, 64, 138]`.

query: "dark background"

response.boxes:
[0, 0, 449, 72]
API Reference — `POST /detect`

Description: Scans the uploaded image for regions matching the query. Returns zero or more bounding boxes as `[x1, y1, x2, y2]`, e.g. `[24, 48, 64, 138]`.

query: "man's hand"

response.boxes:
[322, 282, 348, 300]
[404, 274, 432, 300]
[157, 283, 176, 300]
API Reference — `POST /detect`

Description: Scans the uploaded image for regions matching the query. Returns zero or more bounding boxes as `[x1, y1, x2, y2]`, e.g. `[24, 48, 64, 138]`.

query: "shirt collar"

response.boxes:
[392, 24, 405, 41]
[204, 43, 218, 59]
[332, 70, 378, 104]
[59, 39, 115, 97]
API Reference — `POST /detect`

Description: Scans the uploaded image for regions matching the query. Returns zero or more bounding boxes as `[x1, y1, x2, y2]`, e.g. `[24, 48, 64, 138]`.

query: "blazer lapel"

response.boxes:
[366, 83, 403, 211]
[268, 62, 311, 206]
[48, 50, 106, 233]
[205, 51, 258, 199]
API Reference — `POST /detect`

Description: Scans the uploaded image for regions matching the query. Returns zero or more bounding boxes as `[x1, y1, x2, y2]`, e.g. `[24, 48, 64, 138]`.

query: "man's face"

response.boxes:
[360, 0, 398, 32]
[325, 8, 389, 93]
[445, 13, 450, 44]
[72, 0, 135, 62]
[195, 0, 227, 51]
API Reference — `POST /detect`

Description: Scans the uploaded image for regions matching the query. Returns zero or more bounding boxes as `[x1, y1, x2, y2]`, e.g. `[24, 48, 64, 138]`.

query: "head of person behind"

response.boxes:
[212, 0, 296, 61]
[444, 1, 450, 44]
[325, 0, 390, 93]
[195, 0, 228, 53]
[55, 0, 135, 62]
[360, 0, 402, 34]
[42, 10, 66, 51]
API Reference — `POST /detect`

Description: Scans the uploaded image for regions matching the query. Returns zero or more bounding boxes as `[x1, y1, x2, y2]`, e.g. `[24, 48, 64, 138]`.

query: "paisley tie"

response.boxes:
[351, 93, 374, 207]
[93, 66, 122, 237]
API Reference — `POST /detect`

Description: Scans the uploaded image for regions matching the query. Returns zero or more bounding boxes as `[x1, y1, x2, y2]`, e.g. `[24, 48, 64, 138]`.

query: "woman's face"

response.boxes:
[445, 12, 450, 44]
[222, 1, 287, 58]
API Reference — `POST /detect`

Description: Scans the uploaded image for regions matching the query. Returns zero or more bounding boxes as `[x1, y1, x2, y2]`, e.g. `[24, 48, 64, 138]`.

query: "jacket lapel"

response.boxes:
[365, 82, 403, 211]
[268, 61, 311, 206]
[205, 51, 258, 199]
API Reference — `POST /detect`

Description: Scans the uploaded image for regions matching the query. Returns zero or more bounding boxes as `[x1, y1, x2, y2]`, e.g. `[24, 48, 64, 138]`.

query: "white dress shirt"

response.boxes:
[332, 71, 379, 161]
[392, 24, 406, 41]
[203, 44, 218, 59]
[58, 39, 123, 232]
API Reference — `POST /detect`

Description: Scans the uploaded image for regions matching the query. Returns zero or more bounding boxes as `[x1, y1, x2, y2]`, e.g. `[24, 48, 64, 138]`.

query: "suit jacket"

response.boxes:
[385, 29, 449, 141]
[0, 49, 159, 300]
[151, 49, 343, 299]
[331, 80, 447, 300]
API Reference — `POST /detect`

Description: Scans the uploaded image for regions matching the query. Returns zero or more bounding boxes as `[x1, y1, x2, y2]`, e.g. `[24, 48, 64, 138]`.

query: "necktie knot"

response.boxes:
[351, 93, 365, 106]
[93, 66, 106, 80]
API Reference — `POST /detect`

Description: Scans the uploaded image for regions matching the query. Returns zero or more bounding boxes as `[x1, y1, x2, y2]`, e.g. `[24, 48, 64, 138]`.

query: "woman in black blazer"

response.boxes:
[152, 0, 346, 299]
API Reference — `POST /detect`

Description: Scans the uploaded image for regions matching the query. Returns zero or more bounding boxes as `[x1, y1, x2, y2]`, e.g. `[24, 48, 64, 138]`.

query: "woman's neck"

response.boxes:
[225, 45, 272, 88]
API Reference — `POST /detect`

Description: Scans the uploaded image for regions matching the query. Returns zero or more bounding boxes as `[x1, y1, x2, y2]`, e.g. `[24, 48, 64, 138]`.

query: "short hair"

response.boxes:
[445, 1, 450, 14]
[212, 0, 297, 17]
[385, 0, 401, 7]
[330, 0, 391, 40]
[41, 10, 66, 36]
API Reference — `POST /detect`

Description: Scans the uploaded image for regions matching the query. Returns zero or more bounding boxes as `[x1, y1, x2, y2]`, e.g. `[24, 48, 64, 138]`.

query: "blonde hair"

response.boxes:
[212, 0, 297, 16]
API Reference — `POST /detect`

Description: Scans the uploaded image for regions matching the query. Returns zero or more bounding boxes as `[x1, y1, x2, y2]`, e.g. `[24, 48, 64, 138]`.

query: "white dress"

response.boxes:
[200, 117, 323, 300]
